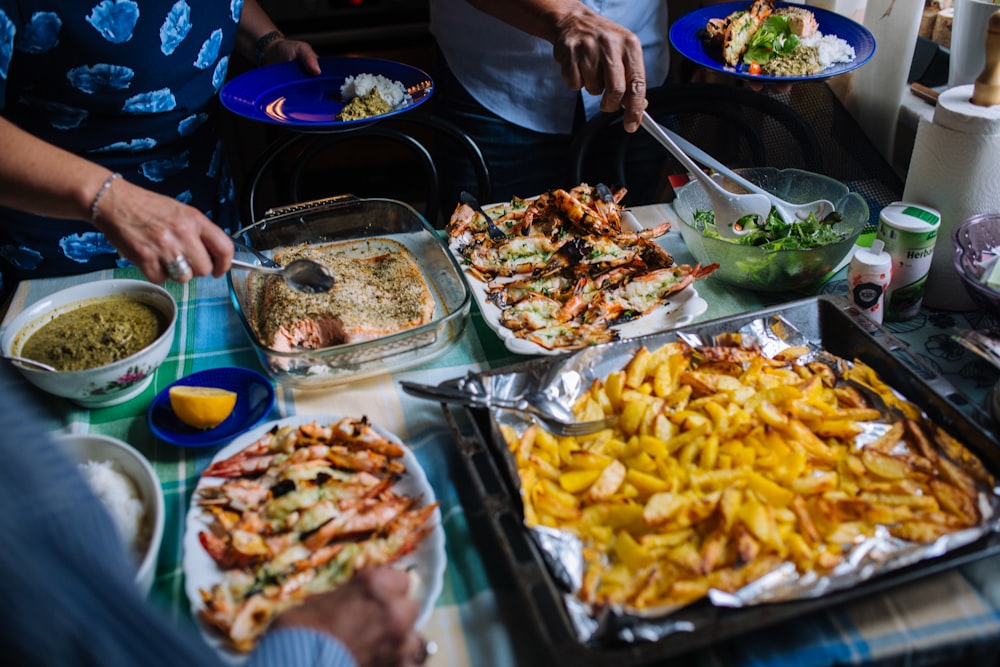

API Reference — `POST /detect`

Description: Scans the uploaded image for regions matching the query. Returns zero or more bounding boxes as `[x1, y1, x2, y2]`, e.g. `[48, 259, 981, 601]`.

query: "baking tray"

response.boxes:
[441, 294, 1000, 666]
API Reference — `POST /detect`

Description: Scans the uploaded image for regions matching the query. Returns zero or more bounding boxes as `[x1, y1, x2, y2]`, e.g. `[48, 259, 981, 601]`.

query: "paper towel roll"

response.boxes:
[902, 85, 1000, 311]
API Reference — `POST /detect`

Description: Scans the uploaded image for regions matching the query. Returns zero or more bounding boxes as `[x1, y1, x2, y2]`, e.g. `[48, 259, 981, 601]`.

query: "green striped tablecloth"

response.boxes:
[3, 203, 999, 667]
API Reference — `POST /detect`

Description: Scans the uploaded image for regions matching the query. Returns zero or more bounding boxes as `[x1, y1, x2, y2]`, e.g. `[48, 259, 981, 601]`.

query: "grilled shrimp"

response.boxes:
[525, 323, 618, 351]
[499, 292, 566, 332]
[585, 263, 719, 326]
[466, 235, 567, 276]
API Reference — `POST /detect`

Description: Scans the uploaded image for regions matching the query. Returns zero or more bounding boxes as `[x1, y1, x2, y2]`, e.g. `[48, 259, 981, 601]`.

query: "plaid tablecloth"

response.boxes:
[3, 204, 999, 667]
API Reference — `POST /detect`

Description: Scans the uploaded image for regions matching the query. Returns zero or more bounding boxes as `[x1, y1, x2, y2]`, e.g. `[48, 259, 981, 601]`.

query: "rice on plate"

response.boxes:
[336, 73, 412, 121]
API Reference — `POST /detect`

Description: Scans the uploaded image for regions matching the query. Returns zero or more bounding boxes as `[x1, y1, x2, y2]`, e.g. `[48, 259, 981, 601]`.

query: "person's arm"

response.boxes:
[461, 0, 649, 131]
[0, 117, 233, 283]
[235, 0, 321, 75]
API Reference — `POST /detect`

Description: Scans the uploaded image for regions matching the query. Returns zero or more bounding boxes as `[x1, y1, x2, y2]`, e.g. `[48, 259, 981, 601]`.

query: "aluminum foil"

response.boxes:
[458, 313, 1000, 646]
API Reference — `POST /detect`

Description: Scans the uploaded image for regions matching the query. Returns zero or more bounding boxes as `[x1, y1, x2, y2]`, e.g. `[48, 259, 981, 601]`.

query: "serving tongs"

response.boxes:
[639, 111, 836, 236]
[400, 380, 616, 436]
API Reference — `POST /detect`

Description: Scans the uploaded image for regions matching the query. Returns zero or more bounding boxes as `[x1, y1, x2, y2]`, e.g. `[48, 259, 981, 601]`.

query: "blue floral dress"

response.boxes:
[0, 0, 244, 292]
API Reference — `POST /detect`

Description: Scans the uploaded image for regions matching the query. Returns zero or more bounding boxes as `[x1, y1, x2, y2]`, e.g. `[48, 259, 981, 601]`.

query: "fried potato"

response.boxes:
[503, 341, 989, 612]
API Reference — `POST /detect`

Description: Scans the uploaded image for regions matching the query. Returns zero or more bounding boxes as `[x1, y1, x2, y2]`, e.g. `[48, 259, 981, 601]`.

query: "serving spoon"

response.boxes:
[640, 111, 836, 236]
[639, 111, 769, 238]
[230, 242, 335, 294]
[2, 355, 58, 372]
[231, 258, 335, 294]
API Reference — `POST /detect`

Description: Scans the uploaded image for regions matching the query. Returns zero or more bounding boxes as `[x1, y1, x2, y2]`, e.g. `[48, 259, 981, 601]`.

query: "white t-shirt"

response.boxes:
[429, 0, 670, 134]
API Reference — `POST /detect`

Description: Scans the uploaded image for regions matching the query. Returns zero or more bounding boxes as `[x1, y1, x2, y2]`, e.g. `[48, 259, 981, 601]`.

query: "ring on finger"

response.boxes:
[166, 254, 192, 281]
[413, 637, 437, 664]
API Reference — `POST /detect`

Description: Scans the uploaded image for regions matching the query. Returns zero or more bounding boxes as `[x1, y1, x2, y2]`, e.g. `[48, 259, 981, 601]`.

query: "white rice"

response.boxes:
[340, 73, 412, 108]
[78, 459, 148, 558]
[801, 32, 856, 69]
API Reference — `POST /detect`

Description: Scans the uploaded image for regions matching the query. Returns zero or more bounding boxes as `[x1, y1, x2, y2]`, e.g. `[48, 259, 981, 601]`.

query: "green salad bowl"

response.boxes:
[672, 167, 869, 292]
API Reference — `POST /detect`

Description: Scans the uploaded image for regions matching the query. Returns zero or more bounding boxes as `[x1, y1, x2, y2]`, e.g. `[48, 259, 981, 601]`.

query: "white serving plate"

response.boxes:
[182, 414, 446, 661]
[448, 207, 708, 356]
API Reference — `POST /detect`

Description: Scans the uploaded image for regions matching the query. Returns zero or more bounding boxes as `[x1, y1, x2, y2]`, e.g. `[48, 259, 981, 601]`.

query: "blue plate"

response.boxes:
[147, 367, 275, 448]
[220, 56, 433, 131]
[670, 1, 876, 83]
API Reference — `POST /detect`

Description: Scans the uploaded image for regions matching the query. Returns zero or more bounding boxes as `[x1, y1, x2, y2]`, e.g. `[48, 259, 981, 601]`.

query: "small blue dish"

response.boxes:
[147, 367, 275, 448]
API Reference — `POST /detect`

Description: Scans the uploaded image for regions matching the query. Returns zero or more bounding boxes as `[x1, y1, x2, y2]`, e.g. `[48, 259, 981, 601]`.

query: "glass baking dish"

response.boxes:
[228, 195, 471, 388]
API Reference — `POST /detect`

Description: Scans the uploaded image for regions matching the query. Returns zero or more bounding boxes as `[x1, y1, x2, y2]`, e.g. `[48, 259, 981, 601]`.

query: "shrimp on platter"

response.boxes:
[448, 183, 715, 352]
[525, 322, 618, 351]
[551, 186, 623, 236]
[486, 273, 577, 308]
[464, 235, 568, 277]
[584, 263, 719, 326]
[192, 416, 440, 654]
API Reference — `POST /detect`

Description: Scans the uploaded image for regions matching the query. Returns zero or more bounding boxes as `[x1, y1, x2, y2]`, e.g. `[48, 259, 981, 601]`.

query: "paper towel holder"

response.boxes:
[971, 10, 1000, 107]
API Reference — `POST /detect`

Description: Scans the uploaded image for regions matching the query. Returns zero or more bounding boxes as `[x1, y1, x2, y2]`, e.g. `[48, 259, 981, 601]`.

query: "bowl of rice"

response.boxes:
[55, 433, 165, 595]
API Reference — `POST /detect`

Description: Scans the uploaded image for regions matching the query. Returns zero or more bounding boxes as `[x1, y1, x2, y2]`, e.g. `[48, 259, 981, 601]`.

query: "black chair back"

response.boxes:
[569, 83, 823, 205]
[242, 112, 491, 227]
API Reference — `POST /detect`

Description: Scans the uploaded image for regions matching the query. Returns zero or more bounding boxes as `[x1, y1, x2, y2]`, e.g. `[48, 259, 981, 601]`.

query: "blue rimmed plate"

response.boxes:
[670, 1, 876, 83]
[220, 56, 433, 131]
[147, 367, 275, 447]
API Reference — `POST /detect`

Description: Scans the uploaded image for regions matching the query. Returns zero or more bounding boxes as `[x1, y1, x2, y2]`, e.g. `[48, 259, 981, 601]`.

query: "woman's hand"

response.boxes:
[262, 37, 321, 76]
[91, 178, 234, 284]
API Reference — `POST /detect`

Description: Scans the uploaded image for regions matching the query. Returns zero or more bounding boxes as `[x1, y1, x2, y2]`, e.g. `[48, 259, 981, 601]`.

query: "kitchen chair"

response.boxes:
[242, 112, 492, 227]
[568, 82, 824, 205]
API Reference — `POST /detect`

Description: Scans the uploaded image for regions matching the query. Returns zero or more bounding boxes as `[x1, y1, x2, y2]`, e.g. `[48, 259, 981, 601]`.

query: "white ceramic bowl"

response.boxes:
[0, 279, 177, 408]
[55, 433, 166, 595]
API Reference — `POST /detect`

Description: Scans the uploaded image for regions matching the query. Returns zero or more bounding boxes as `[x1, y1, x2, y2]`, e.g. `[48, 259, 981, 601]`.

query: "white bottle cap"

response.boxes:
[851, 239, 892, 271]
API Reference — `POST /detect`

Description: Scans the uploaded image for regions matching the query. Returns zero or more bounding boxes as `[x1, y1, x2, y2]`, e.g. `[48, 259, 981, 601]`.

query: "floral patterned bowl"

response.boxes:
[0, 279, 177, 408]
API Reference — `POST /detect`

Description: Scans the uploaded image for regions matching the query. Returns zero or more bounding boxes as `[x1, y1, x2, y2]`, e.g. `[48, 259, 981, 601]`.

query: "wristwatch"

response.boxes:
[254, 30, 285, 65]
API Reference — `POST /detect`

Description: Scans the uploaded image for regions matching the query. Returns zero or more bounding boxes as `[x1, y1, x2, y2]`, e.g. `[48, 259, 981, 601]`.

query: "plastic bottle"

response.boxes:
[847, 239, 892, 325]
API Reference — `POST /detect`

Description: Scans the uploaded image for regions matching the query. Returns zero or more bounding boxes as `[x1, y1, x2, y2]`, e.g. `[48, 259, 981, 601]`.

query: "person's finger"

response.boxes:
[364, 565, 412, 602]
[200, 223, 234, 278]
[400, 633, 431, 667]
[619, 36, 648, 132]
[165, 253, 193, 283]
[295, 43, 322, 76]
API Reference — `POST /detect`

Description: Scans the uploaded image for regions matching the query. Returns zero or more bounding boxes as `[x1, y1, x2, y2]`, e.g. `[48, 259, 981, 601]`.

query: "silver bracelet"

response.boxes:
[90, 172, 122, 222]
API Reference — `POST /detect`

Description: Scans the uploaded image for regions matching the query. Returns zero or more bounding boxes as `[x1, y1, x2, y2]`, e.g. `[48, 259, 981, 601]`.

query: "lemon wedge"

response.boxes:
[169, 386, 237, 430]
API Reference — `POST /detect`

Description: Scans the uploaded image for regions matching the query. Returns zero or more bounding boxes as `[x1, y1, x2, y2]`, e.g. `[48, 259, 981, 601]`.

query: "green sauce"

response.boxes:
[335, 89, 391, 121]
[20, 298, 167, 372]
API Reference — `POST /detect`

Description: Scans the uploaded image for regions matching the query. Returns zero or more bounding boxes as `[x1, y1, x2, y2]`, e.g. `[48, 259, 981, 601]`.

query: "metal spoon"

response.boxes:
[641, 112, 837, 227]
[2, 355, 58, 372]
[460, 191, 507, 241]
[640, 111, 770, 238]
[230, 258, 336, 294]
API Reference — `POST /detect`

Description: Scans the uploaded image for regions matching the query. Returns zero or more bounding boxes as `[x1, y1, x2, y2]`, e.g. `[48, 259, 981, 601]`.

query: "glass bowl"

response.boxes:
[953, 213, 1000, 318]
[672, 168, 869, 292]
[229, 196, 471, 388]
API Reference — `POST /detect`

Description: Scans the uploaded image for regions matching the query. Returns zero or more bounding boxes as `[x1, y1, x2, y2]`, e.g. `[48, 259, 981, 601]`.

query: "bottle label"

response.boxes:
[852, 281, 884, 310]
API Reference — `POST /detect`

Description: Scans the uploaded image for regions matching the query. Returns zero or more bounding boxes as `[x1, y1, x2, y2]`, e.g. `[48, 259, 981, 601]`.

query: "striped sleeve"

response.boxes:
[246, 627, 359, 667]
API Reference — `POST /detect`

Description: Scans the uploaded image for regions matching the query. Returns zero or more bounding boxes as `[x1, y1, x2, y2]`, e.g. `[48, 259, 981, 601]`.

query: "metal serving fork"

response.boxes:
[399, 381, 616, 436]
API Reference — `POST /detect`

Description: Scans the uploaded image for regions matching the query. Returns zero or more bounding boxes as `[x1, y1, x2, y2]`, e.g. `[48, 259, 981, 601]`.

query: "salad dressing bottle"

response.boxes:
[847, 239, 892, 325]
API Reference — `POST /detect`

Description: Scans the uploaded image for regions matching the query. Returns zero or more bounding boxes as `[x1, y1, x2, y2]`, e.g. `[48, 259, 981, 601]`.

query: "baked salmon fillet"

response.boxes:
[252, 239, 435, 351]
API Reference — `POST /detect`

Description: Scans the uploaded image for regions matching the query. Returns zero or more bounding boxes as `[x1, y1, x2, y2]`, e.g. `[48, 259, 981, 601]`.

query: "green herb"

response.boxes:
[743, 16, 800, 66]
[696, 207, 845, 251]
